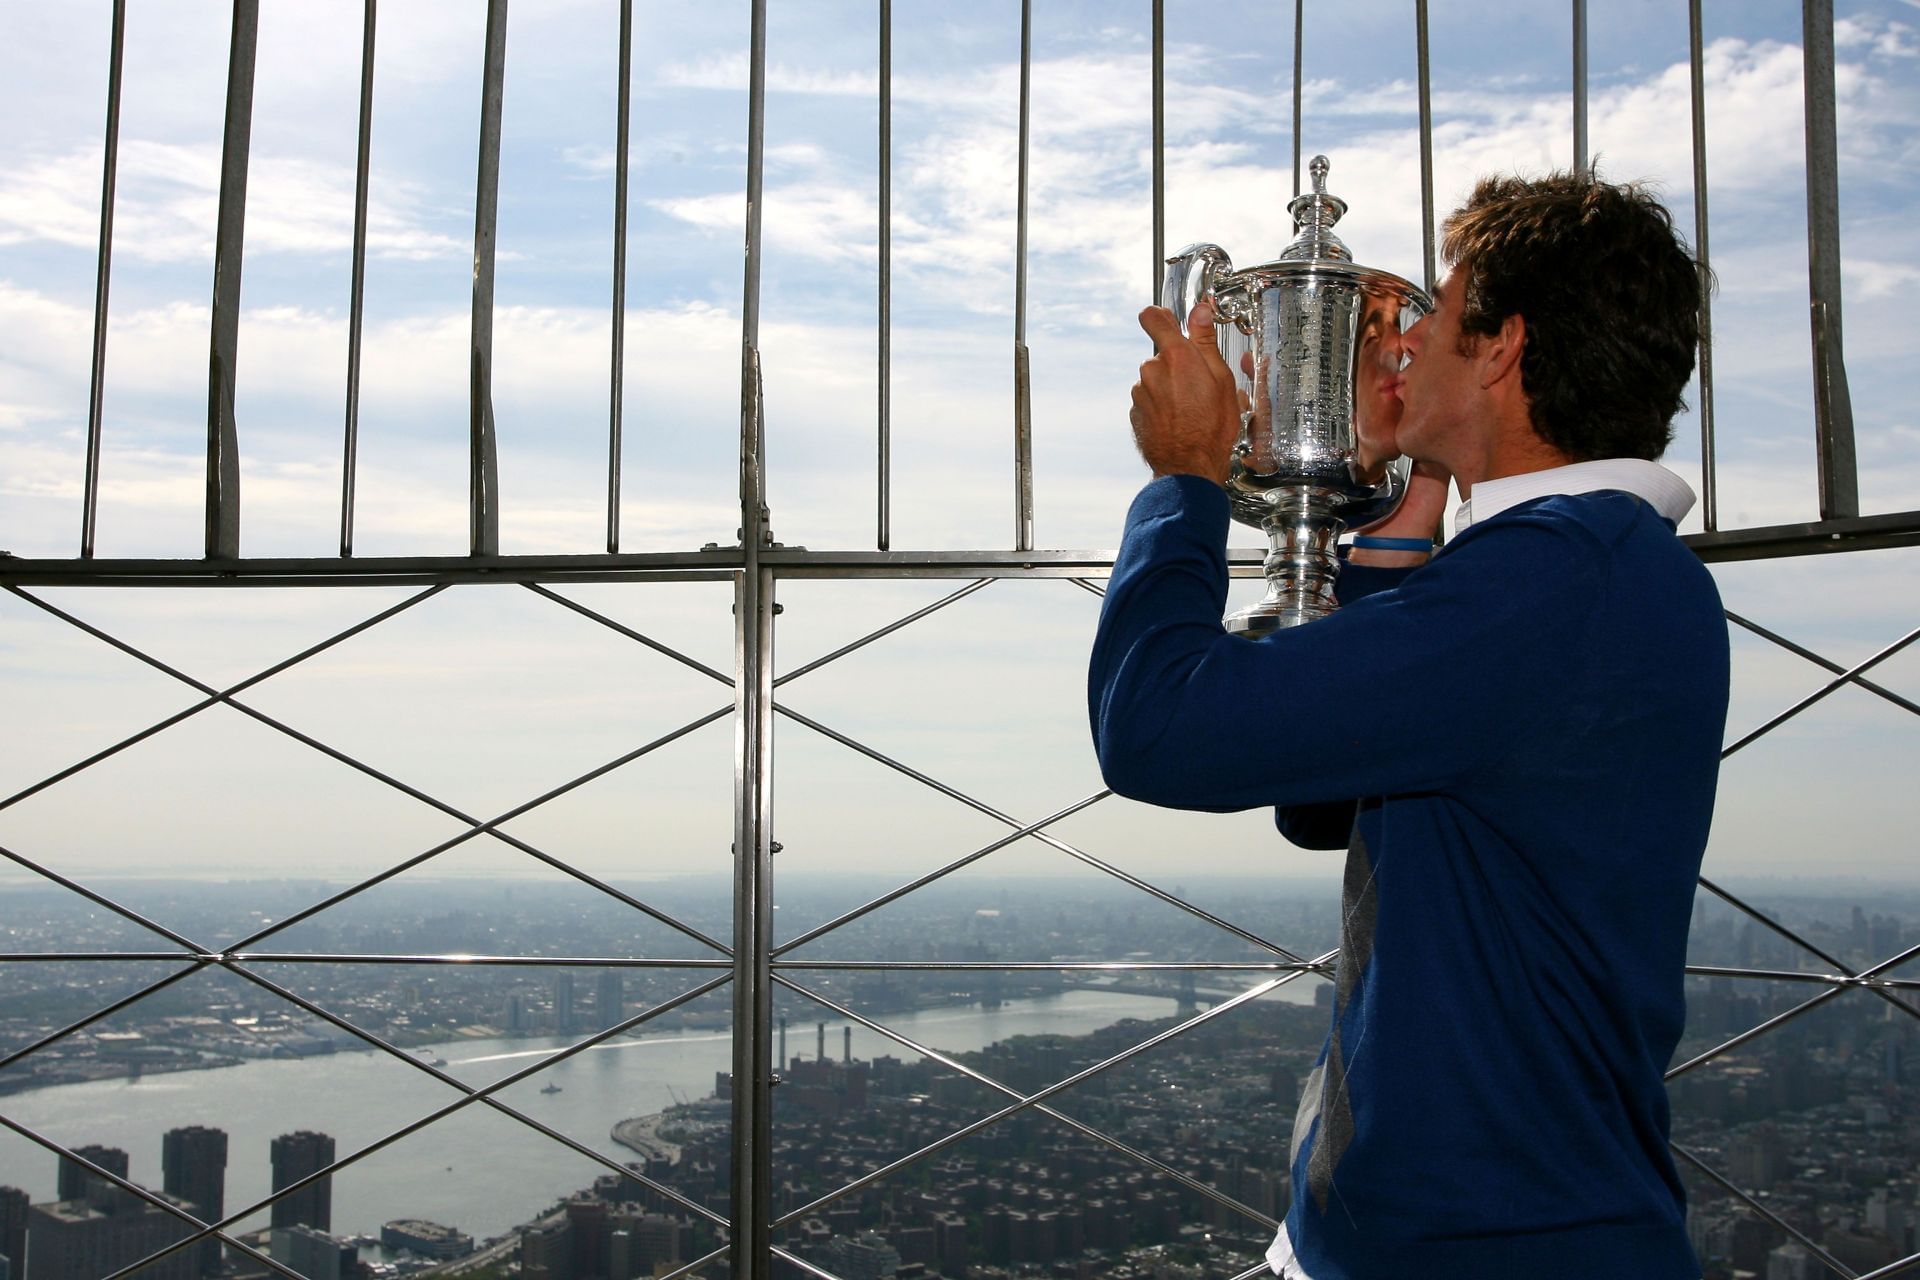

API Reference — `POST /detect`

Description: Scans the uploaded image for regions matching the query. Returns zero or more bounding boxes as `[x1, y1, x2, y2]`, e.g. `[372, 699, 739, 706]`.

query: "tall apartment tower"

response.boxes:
[553, 972, 576, 1035]
[55, 1147, 128, 1203]
[1, 1185, 28, 1280]
[596, 970, 622, 1030]
[268, 1132, 335, 1232]
[162, 1127, 227, 1275]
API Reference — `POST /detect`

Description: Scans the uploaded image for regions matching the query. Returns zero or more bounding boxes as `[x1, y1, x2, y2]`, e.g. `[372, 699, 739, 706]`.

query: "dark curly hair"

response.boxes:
[1441, 171, 1704, 462]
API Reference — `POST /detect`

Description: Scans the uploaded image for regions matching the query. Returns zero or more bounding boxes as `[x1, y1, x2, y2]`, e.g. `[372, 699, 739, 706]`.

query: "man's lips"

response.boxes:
[1383, 374, 1407, 400]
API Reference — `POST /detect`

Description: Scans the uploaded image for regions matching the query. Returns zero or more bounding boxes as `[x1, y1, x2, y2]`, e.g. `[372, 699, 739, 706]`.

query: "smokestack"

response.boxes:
[843, 1026, 852, 1064]
[816, 1021, 826, 1063]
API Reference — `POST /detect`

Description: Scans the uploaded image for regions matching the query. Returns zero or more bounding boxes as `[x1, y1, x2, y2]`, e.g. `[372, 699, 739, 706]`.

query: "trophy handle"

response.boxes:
[1161, 243, 1238, 333]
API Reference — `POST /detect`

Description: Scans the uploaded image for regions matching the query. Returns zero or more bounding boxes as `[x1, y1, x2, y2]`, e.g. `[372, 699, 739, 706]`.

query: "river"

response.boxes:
[0, 990, 1222, 1241]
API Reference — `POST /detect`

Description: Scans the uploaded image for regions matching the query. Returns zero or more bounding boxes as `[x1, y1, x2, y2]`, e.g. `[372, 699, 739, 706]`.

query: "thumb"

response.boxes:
[1188, 296, 1218, 347]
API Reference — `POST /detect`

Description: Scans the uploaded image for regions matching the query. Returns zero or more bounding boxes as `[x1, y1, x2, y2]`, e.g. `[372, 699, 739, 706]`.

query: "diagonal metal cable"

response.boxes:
[772, 790, 1111, 955]
[1668, 939, 1920, 1081]
[1685, 962, 1920, 993]
[772, 973, 1295, 1228]
[226, 959, 728, 1225]
[776, 969, 1322, 1232]
[0, 842, 220, 1071]
[0, 958, 205, 1073]
[0, 1114, 306, 1280]
[526, 582, 739, 685]
[1671, 1143, 1856, 1278]
[97, 972, 736, 1280]
[527, 576, 993, 692]
[7, 586, 730, 957]
[1696, 876, 1920, 1019]
[1721, 620, 1920, 759]
[654, 1244, 731, 1280]
[772, 1247, 842, 1280]
[1857, 1253, 1920, 1280]
[1727, 609, 1920, 718]
[774, 702, 1309, 964]
[770, 579, 996, 686]
[0, 584, 446, 812]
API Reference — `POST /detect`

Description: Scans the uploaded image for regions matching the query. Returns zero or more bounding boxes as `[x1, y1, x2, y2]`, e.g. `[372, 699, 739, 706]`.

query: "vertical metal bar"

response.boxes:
[469, 0, 509, 557]
[607, 0, 633, 554]
[206, 0, 258, 560]
[1291, 0, 1304, 197]
[341, 0, 377, 559]
[730, 6, 773, 1275]
[80, 0, 128, 559]
[1571, 0, 1588, 176]
[877, 0, 892, 551]
[1802, 0, 1858, 521]
[1415, 0, 1435, 294]
[1687, 0, 1718, 531]
[1012, 0, 1034, 552]
[1150, 0, 1164, 297]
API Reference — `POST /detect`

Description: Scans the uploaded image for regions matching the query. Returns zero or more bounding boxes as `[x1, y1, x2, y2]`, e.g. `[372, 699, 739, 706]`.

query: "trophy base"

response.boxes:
[1223, 599, 1329, 635]
[1224, 489, 1345, 637]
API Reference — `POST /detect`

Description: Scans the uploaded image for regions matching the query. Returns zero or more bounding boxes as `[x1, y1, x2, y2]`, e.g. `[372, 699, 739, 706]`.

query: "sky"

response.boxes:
[1, 0, 1917, 940]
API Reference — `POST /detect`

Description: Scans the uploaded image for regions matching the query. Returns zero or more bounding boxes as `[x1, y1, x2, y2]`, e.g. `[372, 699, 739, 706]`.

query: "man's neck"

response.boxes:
[1453, 414, 1572, 498]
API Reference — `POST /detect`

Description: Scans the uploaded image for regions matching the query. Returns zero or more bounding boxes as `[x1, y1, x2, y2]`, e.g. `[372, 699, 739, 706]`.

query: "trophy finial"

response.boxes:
[1284, 154, 1350, 262]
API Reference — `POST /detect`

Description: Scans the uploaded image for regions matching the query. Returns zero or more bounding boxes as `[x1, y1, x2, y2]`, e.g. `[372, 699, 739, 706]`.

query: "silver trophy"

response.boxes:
[1163, 155, 1431, 634]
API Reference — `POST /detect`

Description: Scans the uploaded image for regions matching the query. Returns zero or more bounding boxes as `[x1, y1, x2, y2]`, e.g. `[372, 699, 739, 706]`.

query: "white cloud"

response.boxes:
[0, 141, 464, 262]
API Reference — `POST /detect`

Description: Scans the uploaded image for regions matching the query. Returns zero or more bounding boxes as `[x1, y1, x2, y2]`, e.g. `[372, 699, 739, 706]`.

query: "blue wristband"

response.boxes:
[1349, 535, 1433, 553]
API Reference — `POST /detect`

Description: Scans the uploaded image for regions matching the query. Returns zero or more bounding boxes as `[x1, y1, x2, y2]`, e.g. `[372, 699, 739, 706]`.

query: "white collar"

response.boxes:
[1454, 458, 1697, 532]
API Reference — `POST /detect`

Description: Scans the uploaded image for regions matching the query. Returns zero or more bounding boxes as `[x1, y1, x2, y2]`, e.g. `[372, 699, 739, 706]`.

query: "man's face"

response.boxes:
[1391, 270, 1482, 470]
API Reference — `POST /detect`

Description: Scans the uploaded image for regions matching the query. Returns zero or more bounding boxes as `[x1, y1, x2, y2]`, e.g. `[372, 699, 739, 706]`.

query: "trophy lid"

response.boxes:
[1279, 155, 1352, 263]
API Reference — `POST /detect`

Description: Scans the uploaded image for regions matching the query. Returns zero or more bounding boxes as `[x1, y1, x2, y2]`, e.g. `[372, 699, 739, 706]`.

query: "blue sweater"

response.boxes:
[1088, 474, 1728, 1280]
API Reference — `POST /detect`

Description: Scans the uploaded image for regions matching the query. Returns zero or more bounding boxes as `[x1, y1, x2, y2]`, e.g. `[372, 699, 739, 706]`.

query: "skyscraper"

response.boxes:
[269, 1132, 334, 1233]
[553, 971, 576, 1035]
[162, 1127, 227, 1276]
[1, 1185, 28, 1280]
[55, 1146, 129, 1205]
[596, 970, 623, 1030]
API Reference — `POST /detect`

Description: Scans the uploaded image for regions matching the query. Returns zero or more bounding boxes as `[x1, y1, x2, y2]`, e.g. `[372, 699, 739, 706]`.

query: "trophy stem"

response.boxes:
[1224, 487, 1347, 635]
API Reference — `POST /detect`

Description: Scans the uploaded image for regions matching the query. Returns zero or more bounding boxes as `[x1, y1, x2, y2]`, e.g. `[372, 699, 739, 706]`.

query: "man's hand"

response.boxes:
[1349, 460, 1452, 567]
[1131, 301, 1242, 486]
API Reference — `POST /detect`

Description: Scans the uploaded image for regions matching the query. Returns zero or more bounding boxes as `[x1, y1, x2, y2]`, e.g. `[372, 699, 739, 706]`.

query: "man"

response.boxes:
[1088, 172, 1728, 1279]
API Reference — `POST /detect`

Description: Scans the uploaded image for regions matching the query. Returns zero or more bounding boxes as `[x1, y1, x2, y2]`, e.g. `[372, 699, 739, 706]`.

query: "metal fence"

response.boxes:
[3, 2, 1919, 1279]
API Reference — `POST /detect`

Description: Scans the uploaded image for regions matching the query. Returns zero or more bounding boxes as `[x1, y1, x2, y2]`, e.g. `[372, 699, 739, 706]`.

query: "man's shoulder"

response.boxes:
[1457, 489, 1692, 564]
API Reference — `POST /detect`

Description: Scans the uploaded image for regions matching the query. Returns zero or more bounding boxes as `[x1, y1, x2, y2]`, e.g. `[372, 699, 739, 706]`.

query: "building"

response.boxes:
[24, 1193, 197, 1280]
[162, 1127, 228, 1276]
[269, 1225, 354, 1280]
[1, 1186, 28, 1280]
[379, 1220, 472, 1260]
[55, 1147, 128, 1205]
[520, 1220, 572, 1280]
[269, 1132, 335, 1232]
[819, 1233, 902, 1280]
[597, 970, 623, 1030]
[553, 972, 577, 1035]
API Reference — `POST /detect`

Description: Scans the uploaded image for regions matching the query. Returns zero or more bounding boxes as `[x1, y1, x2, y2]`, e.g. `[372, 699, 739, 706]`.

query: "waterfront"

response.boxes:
[0, 990, 1195, 1241]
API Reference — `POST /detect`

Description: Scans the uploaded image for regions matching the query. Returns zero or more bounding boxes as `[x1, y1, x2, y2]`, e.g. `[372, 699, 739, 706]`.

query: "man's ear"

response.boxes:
[1478, 312, 1526, 390]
